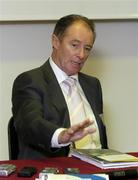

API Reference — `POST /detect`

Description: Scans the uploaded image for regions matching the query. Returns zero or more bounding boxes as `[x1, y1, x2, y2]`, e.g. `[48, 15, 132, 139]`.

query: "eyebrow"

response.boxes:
[71, 39, 92, 48]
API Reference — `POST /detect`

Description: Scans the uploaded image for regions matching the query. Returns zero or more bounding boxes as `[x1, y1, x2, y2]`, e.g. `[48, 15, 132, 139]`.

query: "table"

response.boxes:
[0, 153, 138, 180]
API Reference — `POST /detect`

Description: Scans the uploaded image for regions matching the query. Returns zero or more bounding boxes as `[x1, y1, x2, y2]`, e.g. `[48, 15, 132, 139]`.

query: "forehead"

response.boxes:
[63, 22, 93, 43]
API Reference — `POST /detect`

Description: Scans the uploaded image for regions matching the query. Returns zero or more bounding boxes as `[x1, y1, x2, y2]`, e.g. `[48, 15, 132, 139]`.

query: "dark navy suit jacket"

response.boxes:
[12, 59, 107, 159]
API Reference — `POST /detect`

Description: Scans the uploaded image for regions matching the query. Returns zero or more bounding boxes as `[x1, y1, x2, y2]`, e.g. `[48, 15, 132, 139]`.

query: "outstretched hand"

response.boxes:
[58, 119, 96, 144]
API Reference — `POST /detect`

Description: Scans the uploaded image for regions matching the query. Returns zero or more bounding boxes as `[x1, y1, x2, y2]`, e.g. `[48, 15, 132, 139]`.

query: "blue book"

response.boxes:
[37, 173, 108, 180]
[71, 174, 108, 180]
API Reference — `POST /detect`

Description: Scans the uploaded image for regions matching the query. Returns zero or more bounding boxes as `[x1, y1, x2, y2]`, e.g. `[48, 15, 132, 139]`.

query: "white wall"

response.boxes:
[0, 20, 138, 160]
[1, 0, 137, 20]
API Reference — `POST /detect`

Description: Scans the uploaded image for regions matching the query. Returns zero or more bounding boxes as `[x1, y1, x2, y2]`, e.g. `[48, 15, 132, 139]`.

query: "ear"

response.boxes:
[52, 34, 60, 49]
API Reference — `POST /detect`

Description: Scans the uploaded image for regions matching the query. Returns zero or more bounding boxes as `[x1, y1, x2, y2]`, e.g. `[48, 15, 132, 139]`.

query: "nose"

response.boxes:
[78, 47, 85, 59]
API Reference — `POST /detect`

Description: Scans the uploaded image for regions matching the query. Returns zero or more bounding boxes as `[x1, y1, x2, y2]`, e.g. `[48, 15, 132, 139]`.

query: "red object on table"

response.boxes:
[0, 152, 138, 180]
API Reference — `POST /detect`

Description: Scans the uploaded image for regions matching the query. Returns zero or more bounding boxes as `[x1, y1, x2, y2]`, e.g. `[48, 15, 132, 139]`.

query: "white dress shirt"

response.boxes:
[49, 58, 101, 149]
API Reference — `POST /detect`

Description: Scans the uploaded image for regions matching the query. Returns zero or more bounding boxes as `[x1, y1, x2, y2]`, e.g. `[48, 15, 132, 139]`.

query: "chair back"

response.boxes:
[8, 117, 19, 160]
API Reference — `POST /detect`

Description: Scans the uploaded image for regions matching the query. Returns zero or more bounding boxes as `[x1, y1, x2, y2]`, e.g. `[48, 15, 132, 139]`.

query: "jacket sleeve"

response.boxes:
[12, 72, 59, 152]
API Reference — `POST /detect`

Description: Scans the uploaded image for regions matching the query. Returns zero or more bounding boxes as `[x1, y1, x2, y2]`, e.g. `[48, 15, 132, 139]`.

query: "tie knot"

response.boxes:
[65, 77, 76, 87]
[62, 77, 76, 95]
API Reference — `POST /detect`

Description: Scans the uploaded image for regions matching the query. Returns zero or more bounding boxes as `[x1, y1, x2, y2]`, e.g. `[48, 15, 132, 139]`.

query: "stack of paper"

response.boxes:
[70, 148, 138, 169]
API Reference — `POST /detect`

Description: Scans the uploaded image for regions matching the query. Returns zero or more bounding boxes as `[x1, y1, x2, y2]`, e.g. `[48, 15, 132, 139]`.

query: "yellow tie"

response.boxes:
[62, 77, 92, 149]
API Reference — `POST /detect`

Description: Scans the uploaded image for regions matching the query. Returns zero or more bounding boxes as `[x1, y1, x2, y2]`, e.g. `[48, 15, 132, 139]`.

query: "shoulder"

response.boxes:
[14, 67, 42, 85]
[13, 60, 50, 85]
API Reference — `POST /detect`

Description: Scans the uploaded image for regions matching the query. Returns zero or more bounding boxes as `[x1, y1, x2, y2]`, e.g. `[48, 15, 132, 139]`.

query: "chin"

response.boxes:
[69, 70, 79, 76]
[67, 66, 81, 75]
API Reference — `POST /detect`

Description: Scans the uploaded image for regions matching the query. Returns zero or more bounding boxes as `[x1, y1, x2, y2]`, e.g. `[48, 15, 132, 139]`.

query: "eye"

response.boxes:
[85, 46, 91, 52]
[72, 43, 79, 48]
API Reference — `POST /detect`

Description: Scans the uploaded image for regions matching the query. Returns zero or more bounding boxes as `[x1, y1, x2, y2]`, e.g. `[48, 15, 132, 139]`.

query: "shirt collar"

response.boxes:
[49, 57, 78, 84]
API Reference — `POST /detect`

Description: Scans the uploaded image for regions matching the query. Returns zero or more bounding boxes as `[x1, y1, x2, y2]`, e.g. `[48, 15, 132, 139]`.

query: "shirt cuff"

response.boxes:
[51, 128, 71, 148]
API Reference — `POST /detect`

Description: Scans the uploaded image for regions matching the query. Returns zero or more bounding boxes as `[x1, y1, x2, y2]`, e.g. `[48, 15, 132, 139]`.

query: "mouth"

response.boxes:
[71, 60, 84, 66]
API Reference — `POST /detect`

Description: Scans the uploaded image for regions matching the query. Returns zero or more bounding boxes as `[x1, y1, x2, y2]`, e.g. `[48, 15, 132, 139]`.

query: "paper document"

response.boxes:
[35, 173, 109, 180]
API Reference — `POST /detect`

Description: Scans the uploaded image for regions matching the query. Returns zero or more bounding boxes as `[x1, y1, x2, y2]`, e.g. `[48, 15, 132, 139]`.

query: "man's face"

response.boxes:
[52, 22, 94, 75]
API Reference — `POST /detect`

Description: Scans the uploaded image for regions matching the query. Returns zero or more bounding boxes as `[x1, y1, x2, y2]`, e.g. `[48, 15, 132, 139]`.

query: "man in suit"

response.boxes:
[12, 14, 107, 159]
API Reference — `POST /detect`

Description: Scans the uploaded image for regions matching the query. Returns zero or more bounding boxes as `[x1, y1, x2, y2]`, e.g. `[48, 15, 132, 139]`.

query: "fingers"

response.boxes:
[87, 127, 96, 134]
[66, 119, 95, 137]
[69, 118, 94, 133]
[66, 119, 96, 140]
[58, 119, 96, 144]
[78, 118, 94, 128]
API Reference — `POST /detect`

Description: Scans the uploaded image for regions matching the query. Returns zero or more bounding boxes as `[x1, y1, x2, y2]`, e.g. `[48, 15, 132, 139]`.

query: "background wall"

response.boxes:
[0, 20, 138, 160]
[1, 0, 137, 20]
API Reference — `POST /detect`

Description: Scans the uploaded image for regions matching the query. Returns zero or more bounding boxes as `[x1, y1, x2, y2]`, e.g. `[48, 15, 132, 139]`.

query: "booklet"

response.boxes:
[70, 148, 138, 169]
[36, 173, 109, 180]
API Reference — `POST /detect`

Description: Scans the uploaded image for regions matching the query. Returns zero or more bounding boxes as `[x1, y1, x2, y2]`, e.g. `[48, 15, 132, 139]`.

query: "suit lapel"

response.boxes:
[41, 60, 70, 127]
[78, 74, 106, 147]
[78, 74, 96, 109]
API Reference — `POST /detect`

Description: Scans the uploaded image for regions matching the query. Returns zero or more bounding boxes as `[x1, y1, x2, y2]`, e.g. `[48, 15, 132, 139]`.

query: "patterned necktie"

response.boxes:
[62, 77, 92, 149]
